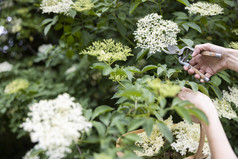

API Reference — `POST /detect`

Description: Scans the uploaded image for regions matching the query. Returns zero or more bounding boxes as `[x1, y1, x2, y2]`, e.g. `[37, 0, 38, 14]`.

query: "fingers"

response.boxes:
[192, 43, 213, 57]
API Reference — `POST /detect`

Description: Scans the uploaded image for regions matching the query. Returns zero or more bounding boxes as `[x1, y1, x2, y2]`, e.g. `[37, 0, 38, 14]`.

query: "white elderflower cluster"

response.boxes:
[0, 61, 13, 73]
[185, 2, 223, 16]
[40, 0, 74, 15]
[134, 126, 165, 156]
[21, 93, 92, 159]
[171, 121, 210, 156]
[134, 13, 180, 54]
[81, 39, 133, 65]
[212, 98, 237, 119]
[229, 42, 238, 50]
[223, 87, 238, 108]
[40, 0, 94, 15]
[134, 116, 173, 156]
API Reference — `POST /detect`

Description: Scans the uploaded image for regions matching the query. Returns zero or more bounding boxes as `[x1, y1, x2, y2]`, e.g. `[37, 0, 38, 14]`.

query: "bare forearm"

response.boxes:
[203, 114, 237, 159]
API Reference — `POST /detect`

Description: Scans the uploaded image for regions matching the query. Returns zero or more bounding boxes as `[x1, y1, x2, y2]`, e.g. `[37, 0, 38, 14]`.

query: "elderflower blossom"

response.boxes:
[229, 42, 238, 50]
[21, 93, 92, 159]
[133, 13, 180, 54]
[0, 61, 13, 73]
[134, 126, 165, 156]
[171, 121, 210, 156]
[74, 0, 94, 12]
[81, 39, 133, 65]
[40, 0, 74, 15]
[4, 79, 29, 94]
[232, 29, 238, 36]
[212, 98, 237, 119]
[134, 117, 173, 156]
[38, 44, 53, 55]
[223, 87, 238, 108]
[109, 73, 127, 82]
[22, 149, 40, 159]
[185, 2, 223, 16]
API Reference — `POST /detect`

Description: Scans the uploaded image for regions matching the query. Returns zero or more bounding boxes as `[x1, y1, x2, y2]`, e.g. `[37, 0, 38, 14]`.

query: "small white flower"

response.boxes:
[171, 121, 210, 156]
[223, 87, 238, 108]
[65, 65, 77, 74]
[0, 61, 13, 73]
[213, 98, 237, 119]
[40, 0, 74, 15]
[21, 93, 92, 159]
[134, 13, 180, 54]
[185, 2, 223, 16]
[38, 44, 53, 54]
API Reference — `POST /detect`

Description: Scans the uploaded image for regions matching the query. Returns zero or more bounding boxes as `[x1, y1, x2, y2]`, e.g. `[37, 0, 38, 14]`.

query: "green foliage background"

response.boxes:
[0, 0, 238, 158]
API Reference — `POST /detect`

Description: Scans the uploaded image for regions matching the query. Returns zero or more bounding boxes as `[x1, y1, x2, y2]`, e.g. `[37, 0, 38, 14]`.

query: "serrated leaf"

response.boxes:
[102, 66, 112, 75]
[44, 23, 52, 35]
[123, 68, 133, 82]
[115, 121, 126, 134]
[129, 1, 141, 14]
[210, 85, 222, 99]
[41, 18, 52, 26]
[217, 71, 231, 84]
[92, 121, 106, 137]
[157, 67, 164, 76]
[180, 38, 194, 47]
[128, 119, 145, 131]
[157, 121, 173, 143]
[136, 49, 149, 61]
[91, 62, 107, 70]
[189, 81, 198, 92]
[211, 75, 221, 86]
[188, 108, 208, 124]
[187, 22, 202, 33]
[174, 106, 192, 124]
[142, 65, 158, 73]
[182, 23, 189, 31]
[119, 89, 142, 97]
[143, 118, 154, 137]
[167, 69, 176, 78]
[176, 0, 190, 6]
[173, 12, 188, 19]
[198, 84, 209, 96]
[92, 105, 114, 120]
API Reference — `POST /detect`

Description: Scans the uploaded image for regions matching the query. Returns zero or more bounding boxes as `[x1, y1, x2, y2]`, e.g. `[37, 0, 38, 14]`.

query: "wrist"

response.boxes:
[225, 48, 238, 72]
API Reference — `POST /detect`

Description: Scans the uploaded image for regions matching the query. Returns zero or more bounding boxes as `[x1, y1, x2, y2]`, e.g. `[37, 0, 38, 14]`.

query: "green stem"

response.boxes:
[117, 80, 126, 88]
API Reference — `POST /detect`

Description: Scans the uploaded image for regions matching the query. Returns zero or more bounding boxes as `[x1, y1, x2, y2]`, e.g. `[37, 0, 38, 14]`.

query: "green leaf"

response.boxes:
[136, 49, 149, 61]
[129, 1, 141, 14]
[115, 121, 126, 134]
[173, 12, 188, 19]
[167, 69, 176, 78]
[91, 105, 114, 120]
[187, 22, 202, 33]
[102, 65, 112, 76]
[41, 18, 52, 26]
[92, 121, 106, 137]
[176, 0, 190, 6]
[123, 68, 133, 82]
[157, 65, 166, 76]
[128, 119, 145, 132]
[44, 23, 52, 35]
[198, 84, 209, 96]
[116, 19, 127, 37]
[99, 112, 111, 126]
[119, 88, 142, 97]
[188, 81, 198, 92]
[210, 85, 222, 99]
[188, 108, 208, 124]
[143, 118, 154, 137]
[211, 75, 222, 86]
[174, 106, 192, 124]
[157, 121, 173, 143]
[91, 62, 107, 70]
[160, 97, 167, 108]
[182, 23, 189, 31]
[217, 71, 231, 84]
[68, 9, 77, 18]
[180, 38, 194, 47]
[142, 65, 158, 73]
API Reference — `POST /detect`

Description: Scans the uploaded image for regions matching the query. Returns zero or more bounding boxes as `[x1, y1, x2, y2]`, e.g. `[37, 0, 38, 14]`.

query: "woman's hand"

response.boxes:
[178, 87, 218, 119]
[184, 43, 229, 82]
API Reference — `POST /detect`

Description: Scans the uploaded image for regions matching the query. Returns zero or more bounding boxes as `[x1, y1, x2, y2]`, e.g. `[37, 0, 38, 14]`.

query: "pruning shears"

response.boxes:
[162, 45, 222, 82]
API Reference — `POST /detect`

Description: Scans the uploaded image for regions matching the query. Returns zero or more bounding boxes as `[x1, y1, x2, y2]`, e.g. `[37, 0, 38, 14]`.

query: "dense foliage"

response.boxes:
[0, 0, 238, 158]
